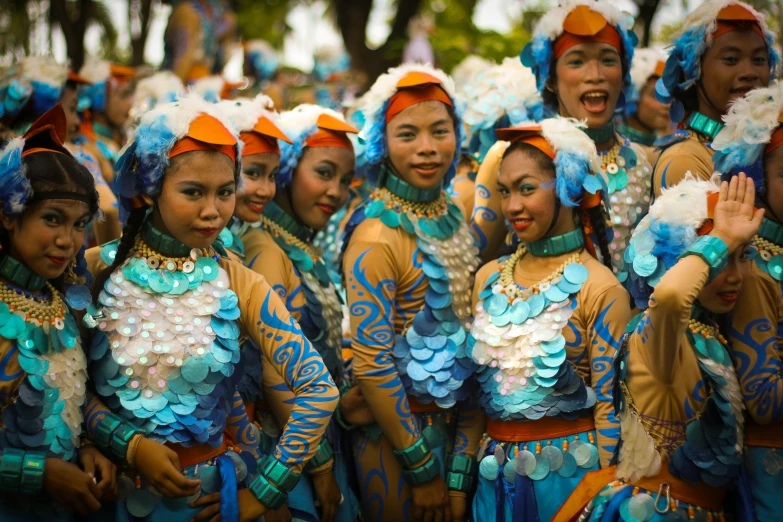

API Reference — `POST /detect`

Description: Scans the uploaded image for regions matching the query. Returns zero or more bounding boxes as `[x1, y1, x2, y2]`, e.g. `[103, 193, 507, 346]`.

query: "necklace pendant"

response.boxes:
[147, 257, 161, 270]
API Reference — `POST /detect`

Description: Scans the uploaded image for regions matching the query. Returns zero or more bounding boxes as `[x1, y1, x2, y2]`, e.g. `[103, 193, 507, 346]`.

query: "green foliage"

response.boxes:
[0, 0, 37, 58]
[235, 0, 291, 47]
[89, 0, 120, 59]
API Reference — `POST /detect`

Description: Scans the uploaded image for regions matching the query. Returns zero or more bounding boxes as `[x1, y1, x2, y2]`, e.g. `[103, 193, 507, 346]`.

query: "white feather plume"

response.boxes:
[135, 92, 240, 141]
[630, 48, 668, 95]
[648, 173, 721, 229]
[133, 72, 184, 108]
[451, 55, 494, 93]
[278, 104, 348, 140]
[713, 81, 783, 150]
[672, 0, 769, 44]
[78, 58, 112, 84]
[189, 76, 226, 99]
[541, 117, 603, 172]
[532, 0, 633, 41]
[17, 56, 68, 88]
[217, 95, 279, 133]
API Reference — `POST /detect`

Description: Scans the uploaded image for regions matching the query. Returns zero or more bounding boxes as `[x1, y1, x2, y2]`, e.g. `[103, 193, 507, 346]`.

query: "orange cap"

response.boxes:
[305, 113, 359, 149]
[553, 6, 622, 59]
[67, 71, 91, 85]
[240, 116, 292, 156]
[385, 72, 453, 124]
[22, 104, 69, 158]
[109, 64, 136, 82]
[713, 4, 764, 40]
[169, 113, 238, 162]
[495, 125, 555, 159]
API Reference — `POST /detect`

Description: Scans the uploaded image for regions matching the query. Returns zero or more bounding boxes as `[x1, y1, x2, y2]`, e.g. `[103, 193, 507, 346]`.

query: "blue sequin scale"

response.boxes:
[87, 241, 242, 447]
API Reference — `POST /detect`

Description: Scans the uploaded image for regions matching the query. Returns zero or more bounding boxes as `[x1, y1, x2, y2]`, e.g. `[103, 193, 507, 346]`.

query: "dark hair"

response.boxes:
[502, 141, 556, 176]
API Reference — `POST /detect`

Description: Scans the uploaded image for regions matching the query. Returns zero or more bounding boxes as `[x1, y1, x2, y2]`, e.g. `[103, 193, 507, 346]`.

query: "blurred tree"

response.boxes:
[233, 0, 292, 47]
[129, 0, 161, 65]
[632, 0, 663, 47]
[50, 0, 118, 69]
[0, 0, 37, 59]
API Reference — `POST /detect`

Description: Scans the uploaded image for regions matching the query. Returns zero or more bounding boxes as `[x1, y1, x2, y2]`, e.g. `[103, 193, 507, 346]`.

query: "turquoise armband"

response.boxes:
[393, 438, 431, 468]
[305, 438, 334, 472]
[447, 455, 477, 476]
[109, 421, 144, 464]
[248, 473, 286, 510]
[402, 454, 440, 486]
[259, 455, 300, 492]
[19, 451, 45, 494]
[679, 235, 728, 283]
[0, 448, 24, 492]
[446, 471, 473, 493]
[94, 413, 123, 450]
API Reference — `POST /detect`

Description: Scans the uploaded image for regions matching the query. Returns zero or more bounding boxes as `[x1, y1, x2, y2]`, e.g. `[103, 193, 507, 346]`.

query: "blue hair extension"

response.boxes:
[649, 220, 694, 269]
[553, 152, 591, 207]
[80, 82, 107, 113]
[277, 125, 316, 188]
[0, 139, 32, 215]
[30, 81, 62, 117]
[1, 80, 33, 120]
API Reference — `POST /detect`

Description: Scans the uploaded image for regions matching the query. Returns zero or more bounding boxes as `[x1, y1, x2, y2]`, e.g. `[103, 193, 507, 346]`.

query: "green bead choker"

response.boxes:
[583, 121, 616, 146]
[379, 164, 441, 203]
[0, 254, 47, 291]
[617, 121, 656, 147]
[92, 122, 115, 141]
[142, 223, 194, 258]
[527, 229, 585, 257]
[686, 112, 724, 140]
[262, 200, 314, 243]
[758, 217, 783, 246]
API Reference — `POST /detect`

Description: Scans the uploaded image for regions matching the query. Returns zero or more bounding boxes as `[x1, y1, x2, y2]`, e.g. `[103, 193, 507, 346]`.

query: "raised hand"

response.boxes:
[711, 172, 764, 253]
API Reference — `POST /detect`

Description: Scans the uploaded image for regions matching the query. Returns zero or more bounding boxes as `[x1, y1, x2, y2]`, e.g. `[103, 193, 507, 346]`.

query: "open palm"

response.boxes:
[711, 173, 764, 251]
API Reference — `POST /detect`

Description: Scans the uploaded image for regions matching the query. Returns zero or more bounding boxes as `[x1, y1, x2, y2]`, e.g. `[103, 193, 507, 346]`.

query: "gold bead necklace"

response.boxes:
[132, 235, 210, 273]
[497, 245, 582, 303]
[370, 187, 448, 219]
[257, 215, 321, 261]
[0, 281, 66, 328]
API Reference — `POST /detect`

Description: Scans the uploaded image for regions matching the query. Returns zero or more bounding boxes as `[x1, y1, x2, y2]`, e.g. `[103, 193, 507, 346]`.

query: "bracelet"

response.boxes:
[402, 454, 440, 486]
[259, 455, 300, 492]
[126, 434, 142, 468]
[19, 452, 45, 494]
[446, 471, 473, 493]
[94, 413, 122, 450]
[0, 449, 24, 492]
[447, 455, 477, 476]
[95, 413, 144, 466]
[305, 438, 334, 472]
[393, 438, 431, 468]
[248, 473, 286, 510]
[679, 235, 729, 283]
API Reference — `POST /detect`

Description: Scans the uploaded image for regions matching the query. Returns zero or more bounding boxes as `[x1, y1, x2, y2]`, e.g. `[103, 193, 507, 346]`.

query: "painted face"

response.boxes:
[151, 151, 236, 249]
[60, 87, 81, 142]
[553, 42, 624, 129]
[1, 200, 90, 280]
[498, 146, 575, 243]
[699, 29, 770, 120]
[105, 80, 134, 128]
[636, 77, 670, 133]
[697, 244, 753, 314]
[234, 152, 279, 223]
[281, 146, 354, 231]
[764, 145, 783, 222]
[386, 100, 457, 190]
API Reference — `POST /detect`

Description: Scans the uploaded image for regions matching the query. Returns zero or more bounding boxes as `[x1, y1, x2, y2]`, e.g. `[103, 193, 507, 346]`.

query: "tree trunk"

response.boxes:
[50, 0, 89, 69]
[129, 0, 156, 66]
[333, 0, 424, 87]
[634, 0, 661, 47]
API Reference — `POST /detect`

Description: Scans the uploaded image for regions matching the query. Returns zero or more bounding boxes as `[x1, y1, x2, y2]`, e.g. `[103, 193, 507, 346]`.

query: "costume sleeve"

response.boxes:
[470, 141, 509, 263]
[453, 397, 484, 458]
[82, 389, 115, 438]
[0, 338, 22, 410]
[225, 389, 261, 458]
[227, 260, 338, 474]
[652, 141, 713, 197]
[637, 256, 709, 384]
[586, 283, 631, 466]
[729, 267, 783, 424]
[343, 233, 421, 451]
[245, 243, 297, 306]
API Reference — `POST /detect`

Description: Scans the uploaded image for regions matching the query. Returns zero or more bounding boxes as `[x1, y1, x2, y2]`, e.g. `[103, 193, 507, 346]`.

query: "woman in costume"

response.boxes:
[475, 0, 652, 271]
[468, 118, 629, 522]
[710, 81, 783, 522]
[342, 64, 483, 522]
[0, 105, 117, 520]
[220, 98, 363, 522]
[456, 56, 542, 232]
[617, 48, 670, 160]
[82, 93, 339, 522]
[652, 0, 777, 197]
[77, 58, 136, 187]
[561, 173, 761, 522]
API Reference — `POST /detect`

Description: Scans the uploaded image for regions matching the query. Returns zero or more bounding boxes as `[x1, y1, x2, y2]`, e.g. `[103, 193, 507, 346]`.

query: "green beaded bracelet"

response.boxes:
[305, 438, 334, 472]
[249, 473, 286, 510]
[19, 452, 46, 494]
[109, 421, 144, 464]
[260, 455, 301, 492]
[447, 455, 477, 476]
[0, 449, 24, 492]
[446, 471, 473, 493]
[402, 454, 440, 486]
[393, 438, 431, 468]
[679, 235, 728, 283]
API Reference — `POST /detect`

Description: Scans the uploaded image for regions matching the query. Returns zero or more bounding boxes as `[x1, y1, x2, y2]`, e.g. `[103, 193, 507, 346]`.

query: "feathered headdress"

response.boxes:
[461, 56, 544, 162]
[625, 47, 668, 119]
[244, 40, 280, 82]
[0, 56, 69, 123]
[496, 117, 604, 208]
[78, 58, 135, 113]
[450, 55, 494, 91]
[217, 95, 292, 160]
[276, 104, 358, 188]
[712, 81, 783, 195]
[358, 63, 462, 186]
[623, 174, 721, 308]
[131, 71, 185, 118]
[520, 0, 637, 113]
[656, 1, 778, 123]
[114, 93, 241, 222]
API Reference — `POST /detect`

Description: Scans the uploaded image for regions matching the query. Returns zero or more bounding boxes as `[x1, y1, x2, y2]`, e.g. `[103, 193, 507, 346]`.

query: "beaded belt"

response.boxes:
[486, 416, 595, 442]
[745, 419, 783, 448]
[631, 465, 725, 512]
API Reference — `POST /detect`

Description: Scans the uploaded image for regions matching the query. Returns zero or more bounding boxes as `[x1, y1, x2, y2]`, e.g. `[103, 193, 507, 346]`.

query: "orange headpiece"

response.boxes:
[553, 6, 623, 59]
[305, 113, 359, 149]
[169, 113, 238, 162]
[240, 116, 293, 156]
[385, 71, 454, 124]
[713, 4, 764, 40]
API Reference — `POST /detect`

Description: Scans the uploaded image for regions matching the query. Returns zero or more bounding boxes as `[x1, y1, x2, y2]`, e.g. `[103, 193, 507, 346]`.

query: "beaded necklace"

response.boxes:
[368, 186, 448, 219]
[686, 112, 724, 141]
[258, 213, 320, 262]
[133, 235, 212, 273]
[0, 282, 67, 330]
[497, 245, 582, 303]
[617, 121, 657, 148]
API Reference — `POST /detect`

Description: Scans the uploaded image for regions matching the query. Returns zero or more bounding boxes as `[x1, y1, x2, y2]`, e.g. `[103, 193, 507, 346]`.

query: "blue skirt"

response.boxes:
[744, 445, 783, 522]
